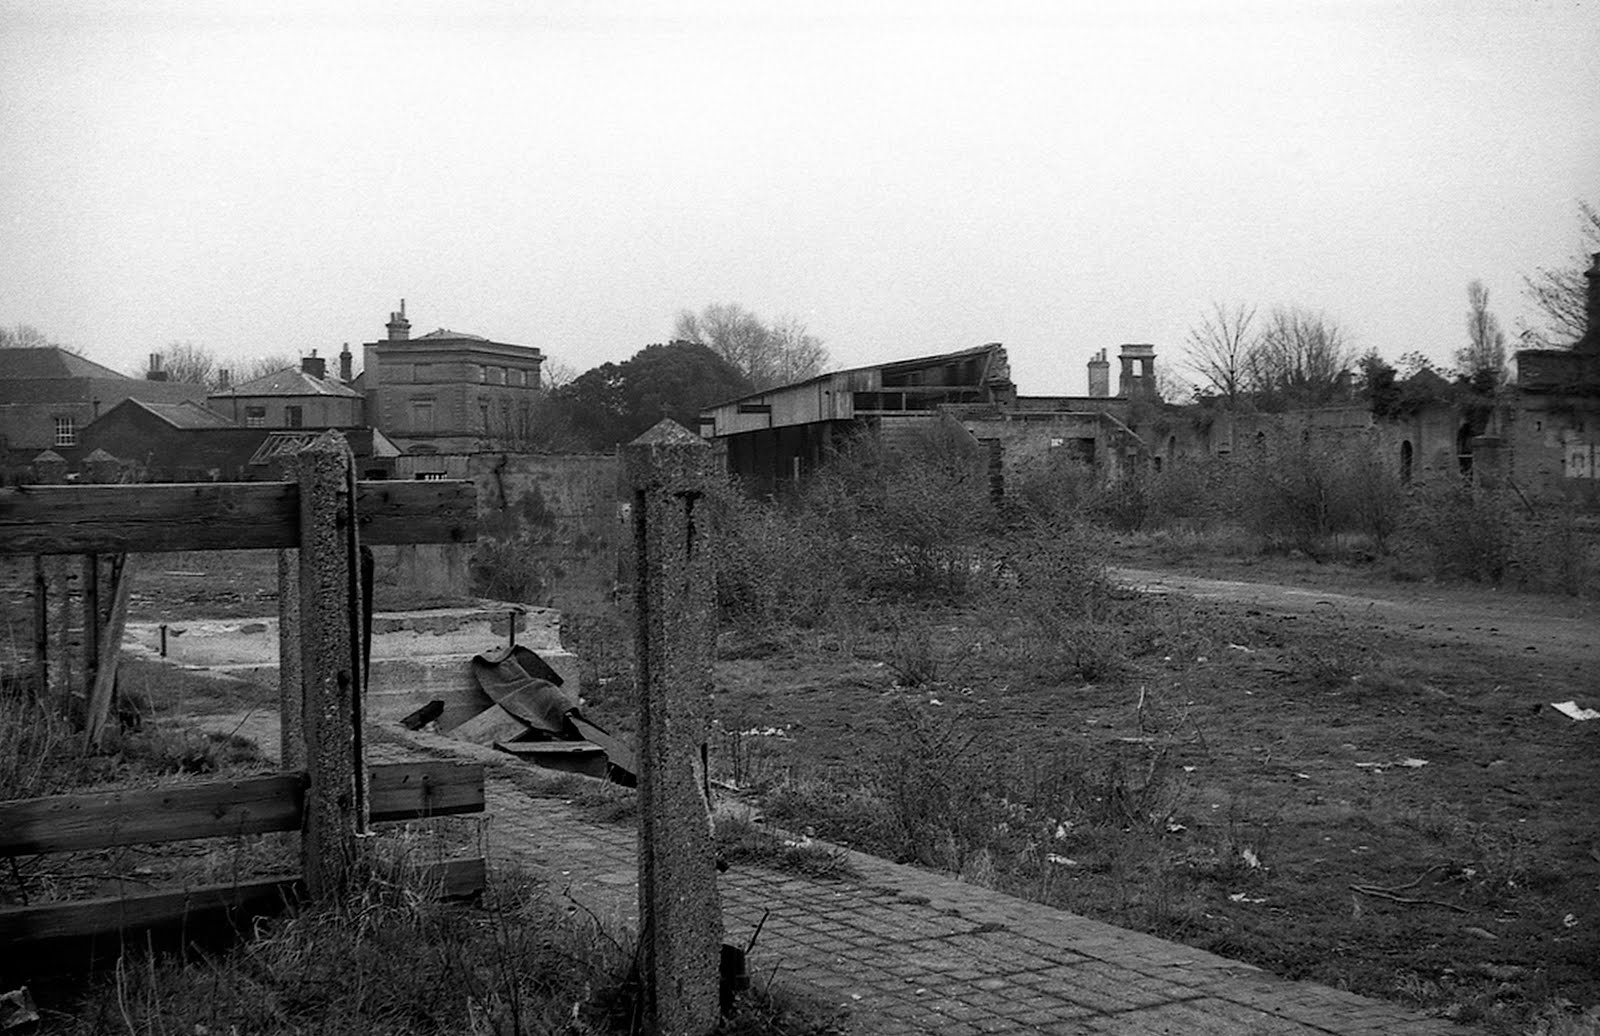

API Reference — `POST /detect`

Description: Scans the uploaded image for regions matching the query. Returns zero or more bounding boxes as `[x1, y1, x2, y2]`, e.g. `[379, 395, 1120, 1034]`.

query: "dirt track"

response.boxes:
[1112, 566, 1596, 674]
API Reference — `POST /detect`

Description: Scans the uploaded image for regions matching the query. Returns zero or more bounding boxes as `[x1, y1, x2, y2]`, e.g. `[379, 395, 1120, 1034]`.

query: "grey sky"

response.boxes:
[2, 0, 1596, 395]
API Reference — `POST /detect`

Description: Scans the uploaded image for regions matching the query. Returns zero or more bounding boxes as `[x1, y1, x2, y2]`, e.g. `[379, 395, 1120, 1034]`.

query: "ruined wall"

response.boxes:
[380, 452, 622, 610]
[1504, 397, 1600, 505]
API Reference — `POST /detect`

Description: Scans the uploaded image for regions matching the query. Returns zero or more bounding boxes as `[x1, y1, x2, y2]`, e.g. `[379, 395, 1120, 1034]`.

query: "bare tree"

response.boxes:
[1519, 200, 1600, 347]
[1184, 301, 1258, 405]
[0, 324, 60, 349]
[153, 340, 219, 388]
[672, 303, 829, 391]
[237, 353, 297, 382]
[1246, 306, 1355, 407]
[1457, 280, 1506, 383]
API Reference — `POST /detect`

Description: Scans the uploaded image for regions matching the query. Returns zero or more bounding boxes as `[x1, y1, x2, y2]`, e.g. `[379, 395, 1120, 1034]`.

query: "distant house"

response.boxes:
[209, 351, 364, 429]
[68, 397, 398, 482]
[360, 301, 545, 453]
[0, 348, 207, 472]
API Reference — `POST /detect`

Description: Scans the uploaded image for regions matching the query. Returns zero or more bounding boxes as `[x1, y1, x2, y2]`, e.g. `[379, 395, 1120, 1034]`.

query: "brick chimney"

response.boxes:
[217, 368, 231, 390]
[1580, 251, 1600, 353]
[301, 349, 327, 379]
[339, 342, 353, 382]
[386, 299, 411, 341]
[146, 353, 168, 381]
[1087, 348, 1111, 398]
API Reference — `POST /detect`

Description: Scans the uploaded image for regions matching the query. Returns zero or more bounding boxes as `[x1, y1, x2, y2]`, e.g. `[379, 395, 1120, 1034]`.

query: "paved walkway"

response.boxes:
[209, 710, 1475, 1036]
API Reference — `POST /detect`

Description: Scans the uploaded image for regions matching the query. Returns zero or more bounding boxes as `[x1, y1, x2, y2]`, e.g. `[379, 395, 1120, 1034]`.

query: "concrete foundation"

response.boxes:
[124, 605, 580, 730]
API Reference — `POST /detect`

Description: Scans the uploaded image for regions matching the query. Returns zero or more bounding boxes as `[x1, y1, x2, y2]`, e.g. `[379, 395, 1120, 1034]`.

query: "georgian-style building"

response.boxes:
[359, 301, 545, 454]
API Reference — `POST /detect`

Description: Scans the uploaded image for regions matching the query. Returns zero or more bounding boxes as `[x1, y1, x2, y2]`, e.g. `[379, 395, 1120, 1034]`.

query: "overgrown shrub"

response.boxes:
[1397, 476, 1516, 583]
[471, 533, 551, 603]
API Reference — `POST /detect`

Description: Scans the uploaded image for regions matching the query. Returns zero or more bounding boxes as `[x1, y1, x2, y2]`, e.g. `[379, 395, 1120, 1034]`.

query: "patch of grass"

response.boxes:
[47, 858, 844, 1036]
[715, 814, 858, 881]
[117, 659, 275, 718]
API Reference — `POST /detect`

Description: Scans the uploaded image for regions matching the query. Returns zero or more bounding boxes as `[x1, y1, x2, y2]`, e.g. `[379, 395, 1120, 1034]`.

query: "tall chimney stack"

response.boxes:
[386, 298, 411, 341]
[146, 353, 168, 381]
[339, 342, 353, 382]
[1087, 348, 1111, 398]
[1117, 343, 1157, 399]
[1582, 252, 1600, 352]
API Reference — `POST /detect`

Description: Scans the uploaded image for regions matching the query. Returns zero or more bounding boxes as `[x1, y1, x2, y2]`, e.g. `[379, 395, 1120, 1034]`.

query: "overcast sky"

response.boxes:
[2, 0, 1596, 395]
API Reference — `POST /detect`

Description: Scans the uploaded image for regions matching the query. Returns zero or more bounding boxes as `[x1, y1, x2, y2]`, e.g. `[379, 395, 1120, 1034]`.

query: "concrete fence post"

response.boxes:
[277, 548, 303, 770]
[622, 419, 723, 1036]
[289, 431, 369, 901]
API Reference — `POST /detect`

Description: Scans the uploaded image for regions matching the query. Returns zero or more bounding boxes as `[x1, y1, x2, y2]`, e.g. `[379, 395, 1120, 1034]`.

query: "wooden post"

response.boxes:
[290, 432, 369, 901]
[31, 556, 48, 700]
[80, 554, 100, 695]
[622, 419, 723, 1036]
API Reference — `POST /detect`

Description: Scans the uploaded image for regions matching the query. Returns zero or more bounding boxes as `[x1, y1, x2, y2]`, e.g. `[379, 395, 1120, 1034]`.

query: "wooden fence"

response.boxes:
[0, 433, 482, 947]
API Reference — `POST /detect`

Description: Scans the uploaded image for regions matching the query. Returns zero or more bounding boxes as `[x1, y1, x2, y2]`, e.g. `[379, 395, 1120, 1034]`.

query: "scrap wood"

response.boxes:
[465, 644, 637, 786]
[84, 554, 134, 749]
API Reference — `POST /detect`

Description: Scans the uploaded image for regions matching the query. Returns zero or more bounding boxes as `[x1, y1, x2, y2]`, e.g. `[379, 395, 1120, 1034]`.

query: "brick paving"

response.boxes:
[209, 712, 1476, 1035]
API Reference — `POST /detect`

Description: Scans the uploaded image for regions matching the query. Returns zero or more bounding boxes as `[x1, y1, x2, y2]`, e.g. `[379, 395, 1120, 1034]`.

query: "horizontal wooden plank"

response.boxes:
[0, 857, 486, 944]
[1, 774, 305, 857]
[368, 761, 485, 823]
[0, 480, 476, 556]
[496, 741, 604, 755]
[2, 762, 484, 856]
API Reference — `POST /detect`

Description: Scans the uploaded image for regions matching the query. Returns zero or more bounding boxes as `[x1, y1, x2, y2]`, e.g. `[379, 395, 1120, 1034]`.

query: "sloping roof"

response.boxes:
[247, 427, 398, 465]
[211, 367, 362, 398]
[416, 328, 489, 341]
[705, 343, 1008, 410]
[1, 347, 130, 380]
[126, 398, 237, 429]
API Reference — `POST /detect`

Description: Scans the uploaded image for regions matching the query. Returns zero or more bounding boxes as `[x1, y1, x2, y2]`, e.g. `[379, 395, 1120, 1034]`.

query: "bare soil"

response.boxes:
[572, 565, 1600, 1032]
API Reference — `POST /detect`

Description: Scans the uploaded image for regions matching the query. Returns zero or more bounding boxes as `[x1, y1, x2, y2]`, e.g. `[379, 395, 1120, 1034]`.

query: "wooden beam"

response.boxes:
[0, 763, 484, 857]
[0, 480, 476, 556]
[0, 857, 486, 944]
[367, 761, 487, 822]
[0, 774, 305, 857]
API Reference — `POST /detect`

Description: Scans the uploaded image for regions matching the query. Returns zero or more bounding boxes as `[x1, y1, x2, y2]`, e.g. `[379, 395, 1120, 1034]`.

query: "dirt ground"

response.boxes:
[634, 564, 1598, 1033]
[7, 548, 1596, 1031]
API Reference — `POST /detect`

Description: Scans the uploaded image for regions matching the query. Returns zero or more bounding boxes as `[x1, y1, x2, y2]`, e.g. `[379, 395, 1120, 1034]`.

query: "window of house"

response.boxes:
[416, 472, 448, 481]
[285, 405, 303, 428]
[411, 399, 435, 432]
[477, 365, 486, 383]
[245, 406, 266, 428]
[54, 416, 76, 447]
[479, 398, 491, 431]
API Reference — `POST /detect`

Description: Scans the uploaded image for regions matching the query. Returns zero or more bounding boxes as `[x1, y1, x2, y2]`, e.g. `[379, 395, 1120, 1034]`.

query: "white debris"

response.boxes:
[1551, 701, 1600, 721]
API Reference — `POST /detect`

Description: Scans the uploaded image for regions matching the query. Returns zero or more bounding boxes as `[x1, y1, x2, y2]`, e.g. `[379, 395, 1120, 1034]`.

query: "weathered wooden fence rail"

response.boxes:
[0, 479, 475, 555]
[0, 433, 482, 949]
[0, 761, 485, 943]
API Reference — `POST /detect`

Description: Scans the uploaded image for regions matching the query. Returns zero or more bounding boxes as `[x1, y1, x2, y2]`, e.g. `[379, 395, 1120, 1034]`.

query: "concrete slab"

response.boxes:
[122, 604, 579, 723]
